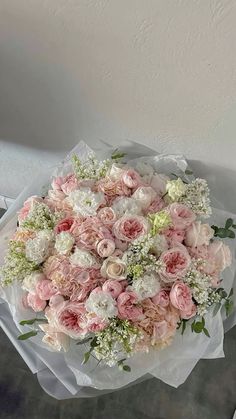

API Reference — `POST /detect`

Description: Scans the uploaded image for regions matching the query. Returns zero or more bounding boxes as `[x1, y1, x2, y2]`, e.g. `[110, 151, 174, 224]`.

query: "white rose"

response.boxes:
[85, 290, 117, 319]
[68, 188, 104, 216]
[185, 221, 214, 247]
[22, 272, 46, 293]
[55, 232, 75, 255]
[70, 248, 99, 268]
[150, 173, 169, 196]
[208, 240, 232, 271]
[131, 273, 161, 300]
[166, 178, 186, 201]
[112, 197, 142, 217]
[101, 257, 127, 280]
[132, 186, 157, 210]
[25, 230, 54, 264]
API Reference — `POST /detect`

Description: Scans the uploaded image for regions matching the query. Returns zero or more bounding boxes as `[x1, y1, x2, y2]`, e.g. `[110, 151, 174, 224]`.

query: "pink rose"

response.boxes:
[112, 249, 124, 258]
[152, 290, 170, 307]
[102, 280, 123, 299]
[18, 196, 42, 222]
[185, 221, 214, 247]
[144, 197, 165, 215]
[208, 241, 232, 271]
[40, 323, 70, 351]
[170, 281, 194, 315]
[49, 295, 65, 307]
[51, 301, 88, 338]
[164, 227, 185, 247]
[97, 239, 116, 258]
[187, 245, 209, 259]
[97, 178, 131, 197]
[159, 246, 191, 282]
[117, 291, 143, 321]
[87, 315, 108, 333]
[152, 320, 169, 340]
[35, 279, 58, 301]
[169, 203, 196, 229]
[61, 174, 79, 195]
[55, 217, 75, 234]
[27, 292, 47, 312]
[122, 169, 141, 189]
[180, 302, 197, 320]
[52, 176, 64, 191]
[113, 215, 149, 242]
[45, 190, 72, 213]
[97, 207, 117, 225]
[101, 257, 127, 280]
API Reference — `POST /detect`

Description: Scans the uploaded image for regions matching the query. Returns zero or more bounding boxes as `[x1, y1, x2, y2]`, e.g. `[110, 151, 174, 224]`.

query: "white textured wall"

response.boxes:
[0, 1, 236, 199]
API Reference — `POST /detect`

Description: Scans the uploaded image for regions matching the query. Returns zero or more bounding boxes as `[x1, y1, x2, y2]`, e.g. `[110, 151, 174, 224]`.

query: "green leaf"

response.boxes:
[185, 169, 193, 175]
[90, 337, 98, 348]
[17, 330, 38, 340]
[213, 303, 221, 316]
[201, 317, 205, 327]
[111, 149, 126, 160]
[19, 318, 47, 326]
[215, 228, 228, 238]
[232, 224, 236, 229]
[192, 321, 203, 333]
[226, 230, 235, 239]
[203, 328, 210, 338]
[82, 351, 91, 365]
[225, 218, 234, 229]
[224, 300, 234, 317]
[117, 358, 127, 366]
[191, 321, 195, 332]
[181, 319, 188, 335]
[171, 173, 178, 178]
[122, 365, 131, 372]
[211, 225, 218, 232]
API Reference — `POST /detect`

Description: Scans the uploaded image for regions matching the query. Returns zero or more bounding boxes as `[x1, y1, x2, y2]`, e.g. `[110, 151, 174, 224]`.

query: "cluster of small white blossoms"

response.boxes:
[122, 233, 164, 280]
[1, 241, 38, 285]
[21, 202, 59, 230]
[166, 177, 211, 217]
[93, 319, 140, 366]
[72, 154, 111, 181]
[180, 178, 212, 217]
[184, 260, 221, 316]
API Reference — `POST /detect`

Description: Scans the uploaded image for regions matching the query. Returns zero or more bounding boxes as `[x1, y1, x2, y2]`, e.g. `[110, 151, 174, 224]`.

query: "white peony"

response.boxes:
[68, 188, 104, 216]
[55, 232, 74, 255]
[25, 230, 54, 264]
[131, 273, 161, 301]
[85, 290, 117, 320]
[112, 197, 142, 217]
[70, 248, 99, 268]
[132, 186, 157, 210]
[22, 272, 46, 293]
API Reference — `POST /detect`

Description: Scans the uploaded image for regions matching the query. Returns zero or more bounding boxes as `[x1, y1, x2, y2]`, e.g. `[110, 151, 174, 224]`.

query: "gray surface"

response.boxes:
[0, 207, 235, 419]
[0, 327, 235, 419]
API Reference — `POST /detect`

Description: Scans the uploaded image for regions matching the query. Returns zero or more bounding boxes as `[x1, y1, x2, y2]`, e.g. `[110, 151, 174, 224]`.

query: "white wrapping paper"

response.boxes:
[0, 140, 235, 399]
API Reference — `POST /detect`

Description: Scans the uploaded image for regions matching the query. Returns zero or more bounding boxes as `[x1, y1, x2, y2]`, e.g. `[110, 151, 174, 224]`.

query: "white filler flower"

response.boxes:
[55, 232, 75, 255]
[131, 273, 161, 300]
[85, 290, 118, 320]
[68, 187, 104, 216]
[25, 230, 54, 264]
[70, 248, 98, 268]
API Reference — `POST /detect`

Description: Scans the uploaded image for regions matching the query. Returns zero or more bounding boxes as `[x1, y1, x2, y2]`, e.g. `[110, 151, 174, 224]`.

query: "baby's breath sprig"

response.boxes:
[21, 202, 58, 231]
[1, 241, 39, 286]
[72, 154, 111, 181]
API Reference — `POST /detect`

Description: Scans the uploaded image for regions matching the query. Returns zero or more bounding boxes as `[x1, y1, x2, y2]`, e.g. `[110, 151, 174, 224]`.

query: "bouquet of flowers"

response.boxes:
[0, 141, 235, 391]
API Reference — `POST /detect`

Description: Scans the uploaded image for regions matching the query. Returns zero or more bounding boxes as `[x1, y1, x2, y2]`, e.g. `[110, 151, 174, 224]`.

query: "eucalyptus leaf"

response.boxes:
[225, 218, 233, 229]
[192, 321, 203, 333]
[111, 149, 126, 160]
[90, 337, 98, 348]
[76, 337, 92, 345]
[17, 330, 38, 340]
[226, 230, 235, 239]
[225, 300, 234, 317]
[181, 320, 188, 335]
[215, 228, 227, 238]
[185, 169, 193, 175]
